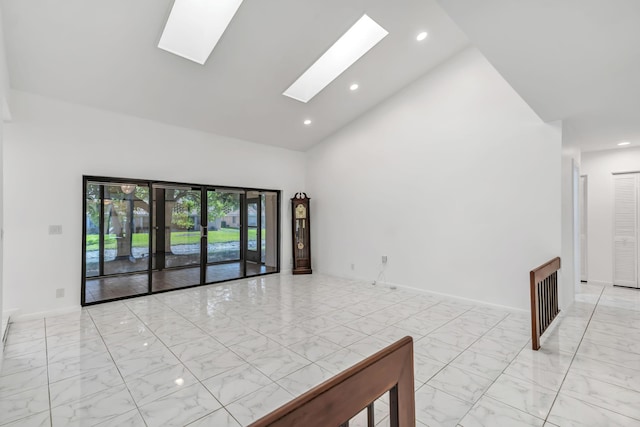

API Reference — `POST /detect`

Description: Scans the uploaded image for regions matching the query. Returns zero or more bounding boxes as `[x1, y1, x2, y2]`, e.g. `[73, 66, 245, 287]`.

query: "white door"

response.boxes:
[613, 174, 638, 287]
[579, 176, 588, 282]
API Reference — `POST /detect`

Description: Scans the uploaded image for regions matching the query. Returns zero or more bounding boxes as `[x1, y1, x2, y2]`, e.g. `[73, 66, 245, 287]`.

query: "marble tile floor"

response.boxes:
[85, 262, 276, 304]
[1, 274, 639, 426]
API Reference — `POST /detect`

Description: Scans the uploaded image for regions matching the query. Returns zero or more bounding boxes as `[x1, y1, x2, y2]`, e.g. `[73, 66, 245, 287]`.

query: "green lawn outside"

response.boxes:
[86, 227, 265, 251]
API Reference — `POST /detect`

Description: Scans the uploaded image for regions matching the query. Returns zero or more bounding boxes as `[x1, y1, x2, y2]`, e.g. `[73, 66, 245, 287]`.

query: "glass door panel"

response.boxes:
[247, 192, 278, 277]
[152, 186, 203, 292]
[246, 197, 260, 265]
[261, 196, 266, 264]
[85, 183, 101, 278]
[84, 181, 150, 304]
[103, 184, 150, 275]
[262, 192, 278, 274]
[205, 190, 243, 283]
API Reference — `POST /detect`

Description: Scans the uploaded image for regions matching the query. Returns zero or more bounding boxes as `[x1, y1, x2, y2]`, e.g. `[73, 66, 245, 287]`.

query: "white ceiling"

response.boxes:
[0, 0, 469, 151]
[436, 0, 640, 152]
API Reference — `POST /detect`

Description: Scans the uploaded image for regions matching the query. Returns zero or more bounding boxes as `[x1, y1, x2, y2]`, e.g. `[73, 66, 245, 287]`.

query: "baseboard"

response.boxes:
[1, 313, 10, 344]
[386, 280, 527, 314]
[1, 312, 10, 372]
[313, 269, 527, 314]
[9, 305, 82, 322]
[581, 280, 612, 287]
[4, 308, 18, 318]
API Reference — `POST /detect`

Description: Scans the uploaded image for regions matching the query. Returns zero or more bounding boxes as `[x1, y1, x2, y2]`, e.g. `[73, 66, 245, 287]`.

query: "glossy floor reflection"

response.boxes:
[1, 275, 638, 426]
[85, 262, 276, 303]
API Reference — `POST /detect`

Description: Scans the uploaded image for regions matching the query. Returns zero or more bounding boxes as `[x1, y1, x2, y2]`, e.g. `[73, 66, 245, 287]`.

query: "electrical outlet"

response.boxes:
[56, 288, 65, 298]
[382, 256, 388, 263]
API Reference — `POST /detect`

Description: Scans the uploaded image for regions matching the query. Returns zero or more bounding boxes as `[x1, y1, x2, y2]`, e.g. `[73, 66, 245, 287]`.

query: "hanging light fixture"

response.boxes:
[121, 184, 136, 194]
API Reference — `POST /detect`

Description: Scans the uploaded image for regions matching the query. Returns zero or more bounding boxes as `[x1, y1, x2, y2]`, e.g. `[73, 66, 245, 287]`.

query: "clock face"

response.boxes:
[295, 204, 306, 219]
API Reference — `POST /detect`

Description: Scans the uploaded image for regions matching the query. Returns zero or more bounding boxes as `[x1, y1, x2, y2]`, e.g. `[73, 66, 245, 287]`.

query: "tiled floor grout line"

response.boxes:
[11, 278, 635, 427]
[2, 322, 53, 426]
[461, 298, 604, 426]
[305, 295, 458, 426]
[44, 319, 54, 427]
[122, 298, 251, 427]
[437, 312, 533, 424]
[367, 302, 482, 408]
[541, 287, 604, 424]
[542, 287, 640, 424]
[461, 337, 548, 424]
[397, 305, 534, 425]
[6, 287, 475, 426]
[208, 292, 380, 420]
[118, 303, 226, 422]
[167, 292, 466, 425]
[86, 309, 150, 427]
[241, 289, 640, 422]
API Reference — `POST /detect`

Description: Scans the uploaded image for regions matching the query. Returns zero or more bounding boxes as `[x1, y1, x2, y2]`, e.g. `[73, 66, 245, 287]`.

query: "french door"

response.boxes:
[82, 179, 152, 303]
[151, 184, 204, 292]
[83, 176, 281, 306]
[205, 189, 244, 283]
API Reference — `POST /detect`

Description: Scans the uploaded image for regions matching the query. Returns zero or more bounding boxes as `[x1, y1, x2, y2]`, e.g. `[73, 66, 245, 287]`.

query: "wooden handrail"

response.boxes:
[530, 257, 561, 350]
[249, 336, 416, 427]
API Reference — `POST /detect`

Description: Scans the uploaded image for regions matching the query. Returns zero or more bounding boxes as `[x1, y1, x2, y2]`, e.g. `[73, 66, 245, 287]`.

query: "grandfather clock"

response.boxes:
[291, 193, 312, 274]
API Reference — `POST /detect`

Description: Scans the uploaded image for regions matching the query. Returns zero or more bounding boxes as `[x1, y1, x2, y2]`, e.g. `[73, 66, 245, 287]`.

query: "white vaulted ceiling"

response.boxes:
[0, 0, 469, 150]
[437, 0, 640, 152]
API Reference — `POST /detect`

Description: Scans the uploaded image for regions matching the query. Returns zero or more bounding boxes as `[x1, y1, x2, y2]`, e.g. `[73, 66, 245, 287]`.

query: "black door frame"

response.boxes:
[82, 175, 281, 306]
[150, 183, 205, 292]
[245, 195, 262, 264]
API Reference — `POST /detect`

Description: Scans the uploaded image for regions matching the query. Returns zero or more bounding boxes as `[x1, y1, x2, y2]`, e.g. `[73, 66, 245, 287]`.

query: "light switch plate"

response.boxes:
[49, 225, 63, 235]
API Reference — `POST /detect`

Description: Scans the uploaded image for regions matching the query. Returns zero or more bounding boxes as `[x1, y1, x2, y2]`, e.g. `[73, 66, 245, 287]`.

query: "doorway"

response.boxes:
[82, 176, 281, 305]
[245, 191, 279, 277]
[204, 189, 244, 283]
[151, 184, 204, 292]
[613, 173, 639, 288]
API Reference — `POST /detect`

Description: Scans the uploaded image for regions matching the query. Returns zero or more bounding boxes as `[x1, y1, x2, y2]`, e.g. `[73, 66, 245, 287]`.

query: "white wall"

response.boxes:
[0, 112, 4, 345]
[560, 144, 580, 306]
[0, 5, 9, 354]
[307, 48, 562, 311]
[581, 146, 640, 284]
[3, 91, 305, 316]
[0, 5, 9, 122]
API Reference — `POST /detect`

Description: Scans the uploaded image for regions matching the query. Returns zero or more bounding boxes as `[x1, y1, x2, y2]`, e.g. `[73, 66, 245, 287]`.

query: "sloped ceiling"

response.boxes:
[437, 0, 640, 152]
[1, 0, 469, 150]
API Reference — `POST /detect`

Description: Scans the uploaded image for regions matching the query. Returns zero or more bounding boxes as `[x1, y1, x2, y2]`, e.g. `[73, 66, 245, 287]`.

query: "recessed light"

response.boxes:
[283, 14, 388, 103]
[618, 141, 631, 146]
[174, 378, 184, 386]
[416, 31, 428, 41]
[350, 83, 359, 91]
[304, 119, 312, 126]
[158, 0, 244, 64]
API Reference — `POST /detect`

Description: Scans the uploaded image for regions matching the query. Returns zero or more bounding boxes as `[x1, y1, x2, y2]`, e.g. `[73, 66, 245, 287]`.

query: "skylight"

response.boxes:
[283, 14, 388, 103]
[158, 0, 244, 65]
